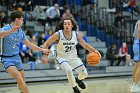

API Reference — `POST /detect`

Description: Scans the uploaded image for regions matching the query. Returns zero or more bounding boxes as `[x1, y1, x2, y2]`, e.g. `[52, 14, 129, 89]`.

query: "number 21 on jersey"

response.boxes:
[65, 46, 72, 52]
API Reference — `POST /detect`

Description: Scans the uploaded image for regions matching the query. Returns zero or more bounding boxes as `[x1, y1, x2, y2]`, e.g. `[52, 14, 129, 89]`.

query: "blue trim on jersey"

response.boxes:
[75, 31, 79, 42]
[62, 30, 72, 41]
[54, 50, 57, 58]
[56, 59, 59, 64]
[58, 32, 60, 43]
[72, 64, 84, 71]
[57, 61, 68, 65]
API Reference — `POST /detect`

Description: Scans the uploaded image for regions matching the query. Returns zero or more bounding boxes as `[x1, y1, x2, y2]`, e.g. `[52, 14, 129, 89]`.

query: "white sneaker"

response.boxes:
[130, 85, 140, 92]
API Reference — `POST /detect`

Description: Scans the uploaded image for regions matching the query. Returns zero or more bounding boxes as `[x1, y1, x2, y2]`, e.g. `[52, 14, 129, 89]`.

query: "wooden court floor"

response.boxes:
[0, 77, 135, 93]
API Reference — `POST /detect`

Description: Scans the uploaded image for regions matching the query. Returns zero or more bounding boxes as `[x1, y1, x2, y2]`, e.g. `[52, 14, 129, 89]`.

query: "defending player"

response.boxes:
[0, 11, 49, 93]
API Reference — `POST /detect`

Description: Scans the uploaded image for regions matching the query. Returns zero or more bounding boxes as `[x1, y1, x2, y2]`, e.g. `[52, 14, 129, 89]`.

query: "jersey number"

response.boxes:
[65, 46, 72, 52]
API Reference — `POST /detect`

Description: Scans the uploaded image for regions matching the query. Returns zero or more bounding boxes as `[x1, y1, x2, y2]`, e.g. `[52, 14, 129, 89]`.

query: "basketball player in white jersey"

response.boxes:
[42, 18, 101, 93]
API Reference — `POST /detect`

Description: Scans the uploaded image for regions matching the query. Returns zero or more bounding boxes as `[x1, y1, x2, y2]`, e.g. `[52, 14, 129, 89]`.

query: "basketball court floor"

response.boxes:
[0, 76, 134, 93]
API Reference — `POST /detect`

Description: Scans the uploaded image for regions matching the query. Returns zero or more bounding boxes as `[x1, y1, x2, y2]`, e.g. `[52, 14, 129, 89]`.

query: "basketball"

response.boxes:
[86, 51, 101, 66]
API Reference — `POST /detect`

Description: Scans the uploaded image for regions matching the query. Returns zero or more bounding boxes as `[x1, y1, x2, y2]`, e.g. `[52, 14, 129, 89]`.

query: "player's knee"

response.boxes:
[65, 69, 73, 75]
[14, 73, 23, 82]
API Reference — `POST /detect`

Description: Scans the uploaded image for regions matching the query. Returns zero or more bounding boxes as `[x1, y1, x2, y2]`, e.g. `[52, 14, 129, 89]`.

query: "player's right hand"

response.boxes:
[11, 26, 20, 33]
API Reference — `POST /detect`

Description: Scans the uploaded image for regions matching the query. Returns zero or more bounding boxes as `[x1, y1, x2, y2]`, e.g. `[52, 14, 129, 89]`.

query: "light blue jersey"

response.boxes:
[1, 24, 27, 56]
[0, 24, 27, 70]
[133, 20, 140, 62]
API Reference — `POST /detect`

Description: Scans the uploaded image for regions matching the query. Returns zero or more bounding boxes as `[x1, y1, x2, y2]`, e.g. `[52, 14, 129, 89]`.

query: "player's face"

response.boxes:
[15, 17, 24, 27]
[63, 20, 73, 31]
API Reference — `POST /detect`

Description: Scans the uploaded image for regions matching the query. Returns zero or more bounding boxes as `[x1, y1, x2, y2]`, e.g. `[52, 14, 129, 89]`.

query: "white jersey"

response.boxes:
[55, 30, 78, 59]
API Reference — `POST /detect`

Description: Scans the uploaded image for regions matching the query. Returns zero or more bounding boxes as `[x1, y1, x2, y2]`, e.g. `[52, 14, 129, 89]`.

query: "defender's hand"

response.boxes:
[41, 49, 50, 55]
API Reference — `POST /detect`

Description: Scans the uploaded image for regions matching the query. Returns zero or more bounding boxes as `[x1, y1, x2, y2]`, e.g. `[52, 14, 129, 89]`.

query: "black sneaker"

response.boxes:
[73, 86, 81, 93]
[75, 77, 86, 89]
[17, 84, 23, 93]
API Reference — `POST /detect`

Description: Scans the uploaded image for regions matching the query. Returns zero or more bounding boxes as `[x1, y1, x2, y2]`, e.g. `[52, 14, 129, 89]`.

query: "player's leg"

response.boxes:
[133, 62, 140, 83]
[17, 70, 26, 93]
[57, 59, 80, 93]
[130, 43, 140, 92]
[132, 62, 138, 82]
[6, 66, 29, 93]
[16, 60, 28, 93]
[132, 43, 139, 83]
[75, 66, 88, 89]
[71, 58, 88, 89]
[130, 62, 140, 92]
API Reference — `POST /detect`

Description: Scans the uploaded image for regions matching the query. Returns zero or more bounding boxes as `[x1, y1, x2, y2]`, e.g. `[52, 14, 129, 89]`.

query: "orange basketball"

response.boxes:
[86, 51, 101, 66]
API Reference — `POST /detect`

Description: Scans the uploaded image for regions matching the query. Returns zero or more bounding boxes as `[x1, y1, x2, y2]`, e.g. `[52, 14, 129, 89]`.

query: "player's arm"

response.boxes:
[43, 32, 59, 49]
[0, 26, 20, 38]
[77, 32, 97, 53]
[41, 32, 59, 64]
[77, 32, 101, 58]
[23, 39, 49, 55]
[138, 22, 140, 39]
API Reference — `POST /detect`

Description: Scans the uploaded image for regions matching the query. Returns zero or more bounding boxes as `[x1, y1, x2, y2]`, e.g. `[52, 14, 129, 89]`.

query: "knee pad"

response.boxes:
[66, 69, 73, 75]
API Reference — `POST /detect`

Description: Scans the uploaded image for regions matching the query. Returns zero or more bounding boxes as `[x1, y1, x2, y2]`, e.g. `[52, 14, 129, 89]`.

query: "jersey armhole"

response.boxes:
[58, 31, 60, 43]
[75, 31, 79, 42]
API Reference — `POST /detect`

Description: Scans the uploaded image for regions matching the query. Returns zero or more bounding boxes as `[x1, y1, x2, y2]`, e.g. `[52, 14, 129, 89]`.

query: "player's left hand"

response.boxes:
[95, 50, 102, 59]
[41, 55, 48, 64]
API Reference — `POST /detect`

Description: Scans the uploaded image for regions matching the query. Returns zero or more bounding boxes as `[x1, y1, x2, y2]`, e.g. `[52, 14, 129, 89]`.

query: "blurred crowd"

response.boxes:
[0, 0, 135, 70]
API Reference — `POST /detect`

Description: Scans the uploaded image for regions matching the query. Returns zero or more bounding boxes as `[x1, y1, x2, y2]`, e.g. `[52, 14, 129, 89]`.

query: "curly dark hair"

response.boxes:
[57, 17, 77, 31]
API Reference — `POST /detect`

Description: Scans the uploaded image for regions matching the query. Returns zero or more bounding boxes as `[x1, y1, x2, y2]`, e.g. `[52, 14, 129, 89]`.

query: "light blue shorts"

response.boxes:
[133, 43, 140, 62]
[1, 54, 23, 71]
